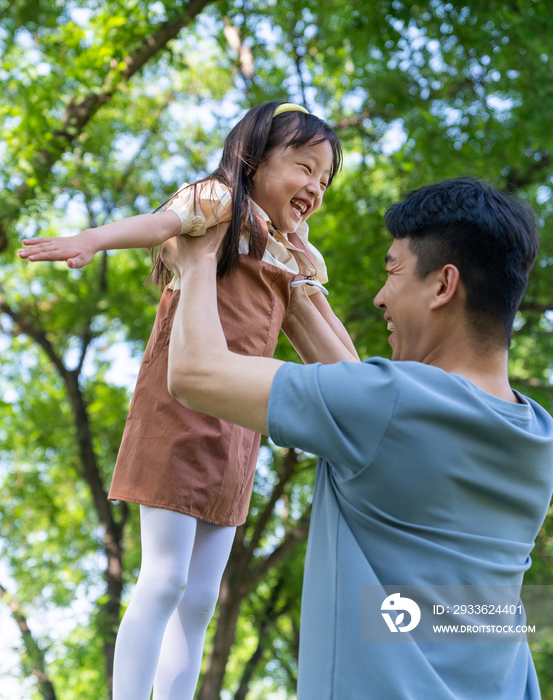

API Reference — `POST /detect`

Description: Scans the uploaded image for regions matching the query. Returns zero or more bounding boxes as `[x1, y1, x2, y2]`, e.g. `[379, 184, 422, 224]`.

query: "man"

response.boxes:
[165, 178, 553, 699]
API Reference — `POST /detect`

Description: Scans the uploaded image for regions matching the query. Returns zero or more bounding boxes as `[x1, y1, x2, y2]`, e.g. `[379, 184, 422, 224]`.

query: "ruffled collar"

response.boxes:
[249, 199, 316, 277]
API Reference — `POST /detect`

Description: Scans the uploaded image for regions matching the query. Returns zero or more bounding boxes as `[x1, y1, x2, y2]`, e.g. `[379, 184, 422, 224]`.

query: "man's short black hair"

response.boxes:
[384, 177, 539, 348]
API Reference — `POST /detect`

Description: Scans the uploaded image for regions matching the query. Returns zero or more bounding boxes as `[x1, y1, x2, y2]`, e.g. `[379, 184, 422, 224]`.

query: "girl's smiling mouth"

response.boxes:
[291, 197, 311, 217]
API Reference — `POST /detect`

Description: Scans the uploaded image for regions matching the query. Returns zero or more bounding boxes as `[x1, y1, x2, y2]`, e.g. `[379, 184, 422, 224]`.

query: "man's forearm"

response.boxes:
[168, 254, 227, 385]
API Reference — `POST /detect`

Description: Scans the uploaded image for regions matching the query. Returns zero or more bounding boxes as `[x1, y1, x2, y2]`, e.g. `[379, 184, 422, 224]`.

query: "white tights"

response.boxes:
[112, 506, 236, 700]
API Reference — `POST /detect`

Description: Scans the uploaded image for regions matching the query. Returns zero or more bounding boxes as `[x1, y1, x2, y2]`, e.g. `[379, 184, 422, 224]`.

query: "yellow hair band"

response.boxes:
[273, 103, 310, 117]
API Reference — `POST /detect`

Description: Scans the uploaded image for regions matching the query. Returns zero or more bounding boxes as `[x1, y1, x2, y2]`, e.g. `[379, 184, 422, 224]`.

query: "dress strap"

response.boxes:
[251, 213, 270, 254]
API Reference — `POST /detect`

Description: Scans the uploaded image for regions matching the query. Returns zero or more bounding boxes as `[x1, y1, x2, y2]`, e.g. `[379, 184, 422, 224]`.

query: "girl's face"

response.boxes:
[251, 138, 333, 233]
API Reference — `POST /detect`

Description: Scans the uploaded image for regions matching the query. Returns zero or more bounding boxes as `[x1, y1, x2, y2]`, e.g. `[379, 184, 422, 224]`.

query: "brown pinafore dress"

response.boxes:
[108, 237, 312, 527]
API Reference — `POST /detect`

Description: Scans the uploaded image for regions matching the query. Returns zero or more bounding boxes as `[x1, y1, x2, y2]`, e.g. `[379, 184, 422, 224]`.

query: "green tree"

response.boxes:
[1, 2, 553, 699]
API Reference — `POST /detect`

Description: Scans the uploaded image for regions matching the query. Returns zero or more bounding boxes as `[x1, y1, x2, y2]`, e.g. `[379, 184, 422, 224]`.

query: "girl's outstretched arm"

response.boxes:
[18, 210, 181, 268]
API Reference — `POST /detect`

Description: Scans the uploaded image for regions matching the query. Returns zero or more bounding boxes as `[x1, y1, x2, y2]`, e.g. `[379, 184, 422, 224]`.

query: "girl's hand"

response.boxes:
[18, 232, 97, 269]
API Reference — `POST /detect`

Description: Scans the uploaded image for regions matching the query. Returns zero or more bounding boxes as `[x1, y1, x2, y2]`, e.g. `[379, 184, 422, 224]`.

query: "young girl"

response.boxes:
[20, 101, 357, 700]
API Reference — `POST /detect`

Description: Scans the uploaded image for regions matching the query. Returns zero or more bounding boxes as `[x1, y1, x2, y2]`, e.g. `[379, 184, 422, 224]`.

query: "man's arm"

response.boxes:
[167, 233, 282, 435]
[166, 227, 358, 435]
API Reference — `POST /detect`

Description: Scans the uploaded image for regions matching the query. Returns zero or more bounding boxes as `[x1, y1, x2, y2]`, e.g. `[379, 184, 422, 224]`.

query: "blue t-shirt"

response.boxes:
[267, 358, 553, 700]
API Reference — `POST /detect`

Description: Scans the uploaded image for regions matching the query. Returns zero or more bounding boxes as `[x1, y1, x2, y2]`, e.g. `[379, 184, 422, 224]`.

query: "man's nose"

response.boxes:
[374, 286, 386, 309]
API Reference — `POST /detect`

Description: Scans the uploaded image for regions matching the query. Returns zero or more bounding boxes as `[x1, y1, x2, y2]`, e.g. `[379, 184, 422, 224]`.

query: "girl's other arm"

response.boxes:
[18, 210, 181, 268]
[308, 292, 359, 359]
[282, 288, 360, 364]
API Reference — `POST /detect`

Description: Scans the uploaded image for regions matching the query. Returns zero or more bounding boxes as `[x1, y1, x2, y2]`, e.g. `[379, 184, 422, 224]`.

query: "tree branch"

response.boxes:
[0, 583, 58, 700]
[294, 51, 308, 110]
[0, 296, 69, 379]
[519, 302, 553, 315]
[223, 19, 254, 85]
[285, 612, 300, 668]
[47, 91, 174, 410]
[75, 325, 93, 377]
[72, 91, 175, 301]
[510, 377, 553, 392]
[247, 509, 311, 589]
[51, 2, 210, 157]
[333, 109, 393, 131]
[198, 503, 310, 700]
[244, 449, 299, 560]
[111, 93, 176, 207]
[332, 78, 475, 133]
[117, 499, 129, 531]
[233, 576, 287, 700]
[502, 153, 551, 193]
[0, 294, 119, 531]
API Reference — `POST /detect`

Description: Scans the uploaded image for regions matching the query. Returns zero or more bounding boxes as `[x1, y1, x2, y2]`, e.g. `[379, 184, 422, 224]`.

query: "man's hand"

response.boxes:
[18, 231, 98, 269]
[161, 222, 229, 277]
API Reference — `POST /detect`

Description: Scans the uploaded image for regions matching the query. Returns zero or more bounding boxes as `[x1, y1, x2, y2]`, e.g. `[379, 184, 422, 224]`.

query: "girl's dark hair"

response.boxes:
[384, 177, 539, 347]
[148, 101, 342, 288]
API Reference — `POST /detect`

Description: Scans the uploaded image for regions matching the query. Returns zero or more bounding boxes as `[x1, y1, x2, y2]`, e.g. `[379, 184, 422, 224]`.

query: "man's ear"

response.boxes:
[430, 264, 462, 310]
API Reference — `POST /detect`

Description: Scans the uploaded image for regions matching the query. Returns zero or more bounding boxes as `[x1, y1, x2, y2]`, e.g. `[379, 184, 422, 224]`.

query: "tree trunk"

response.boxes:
[233, 577, 286, 700]
[0, 584, 58, 700]
[233, 636, 264, 700]
[0, 299, 125, 697]
[63, 370, 124, 694]
[197, 451, 310, 700]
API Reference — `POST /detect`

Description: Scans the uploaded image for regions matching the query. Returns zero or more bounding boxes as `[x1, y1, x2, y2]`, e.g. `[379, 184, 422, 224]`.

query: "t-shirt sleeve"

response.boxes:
[267, 358, 399, 473]
[165, 181, 233, 236]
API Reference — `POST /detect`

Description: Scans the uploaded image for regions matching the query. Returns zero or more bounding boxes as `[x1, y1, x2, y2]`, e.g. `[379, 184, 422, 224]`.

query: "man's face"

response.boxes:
[251, 138, 333, 233]
[373, 238, 439, 362]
